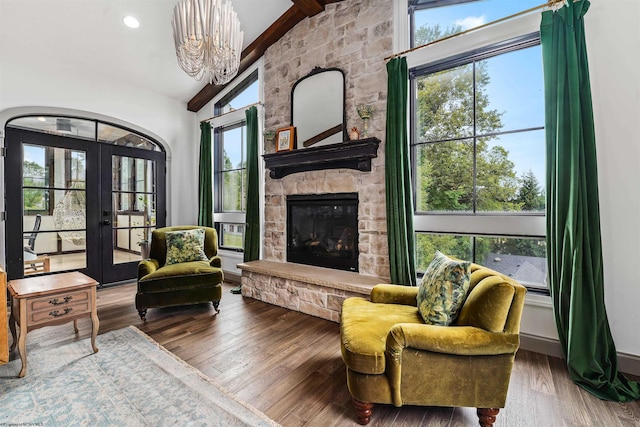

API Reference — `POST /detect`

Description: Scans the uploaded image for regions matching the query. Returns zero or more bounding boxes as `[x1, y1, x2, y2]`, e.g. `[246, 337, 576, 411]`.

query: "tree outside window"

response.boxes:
[412, 22, 547, 291]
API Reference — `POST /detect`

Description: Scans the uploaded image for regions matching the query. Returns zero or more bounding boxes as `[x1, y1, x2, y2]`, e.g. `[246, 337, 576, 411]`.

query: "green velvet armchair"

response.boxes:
[340, 263, 526, 426]
[136, 226, 223, 321]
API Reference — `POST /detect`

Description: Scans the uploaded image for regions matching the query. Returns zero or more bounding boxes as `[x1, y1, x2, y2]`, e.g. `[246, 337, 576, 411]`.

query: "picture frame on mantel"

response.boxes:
[276, 126, 296, 152]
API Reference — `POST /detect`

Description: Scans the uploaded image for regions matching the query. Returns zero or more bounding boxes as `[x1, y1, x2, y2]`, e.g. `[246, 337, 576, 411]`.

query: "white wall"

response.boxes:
[0, 54, 200, 266]
[586, 0, 640, 358]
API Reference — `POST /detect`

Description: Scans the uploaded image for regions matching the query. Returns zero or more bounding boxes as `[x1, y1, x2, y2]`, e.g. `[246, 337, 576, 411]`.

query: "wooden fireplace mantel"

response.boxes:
[263, 137, 380, 179]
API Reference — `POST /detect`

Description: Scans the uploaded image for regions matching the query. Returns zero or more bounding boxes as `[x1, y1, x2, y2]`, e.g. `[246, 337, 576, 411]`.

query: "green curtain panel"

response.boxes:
[198, 122, 213, 227]
[243, 106, 260, 262]
[385, 57, 417, 286]
[541, 0, 639, 401]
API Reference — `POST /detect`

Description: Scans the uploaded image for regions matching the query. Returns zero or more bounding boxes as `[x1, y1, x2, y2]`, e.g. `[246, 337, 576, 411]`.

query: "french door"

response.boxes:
[4, 123, 166, 285]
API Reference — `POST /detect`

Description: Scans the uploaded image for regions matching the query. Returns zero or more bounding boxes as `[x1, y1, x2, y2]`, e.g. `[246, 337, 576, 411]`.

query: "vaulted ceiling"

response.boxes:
[0, 0, 342, 113]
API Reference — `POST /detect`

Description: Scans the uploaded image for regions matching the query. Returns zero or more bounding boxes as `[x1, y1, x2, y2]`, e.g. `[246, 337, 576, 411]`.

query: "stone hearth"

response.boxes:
[238, 260, 387, 322]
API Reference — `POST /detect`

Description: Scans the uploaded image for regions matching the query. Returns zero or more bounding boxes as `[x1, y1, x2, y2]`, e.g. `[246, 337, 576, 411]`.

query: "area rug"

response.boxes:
[0, 326, 280, 427]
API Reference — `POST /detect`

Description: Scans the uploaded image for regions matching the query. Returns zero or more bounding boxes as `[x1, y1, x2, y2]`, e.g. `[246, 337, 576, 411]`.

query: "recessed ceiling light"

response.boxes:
[37, 117, 47, 122]
[123, 15, 140, 29]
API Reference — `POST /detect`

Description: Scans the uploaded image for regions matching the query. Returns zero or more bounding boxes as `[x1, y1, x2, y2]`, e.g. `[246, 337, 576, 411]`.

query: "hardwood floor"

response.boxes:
[6, 282, 640, 426]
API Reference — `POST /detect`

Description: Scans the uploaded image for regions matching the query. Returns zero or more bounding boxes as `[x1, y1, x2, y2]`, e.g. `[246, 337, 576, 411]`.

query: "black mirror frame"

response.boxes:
[290, 66, 347, 147]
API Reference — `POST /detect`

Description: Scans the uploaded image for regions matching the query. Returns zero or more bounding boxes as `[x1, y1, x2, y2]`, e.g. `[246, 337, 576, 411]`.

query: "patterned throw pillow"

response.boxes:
[165, 229, 209, 265]
[416, 251, 471, 326]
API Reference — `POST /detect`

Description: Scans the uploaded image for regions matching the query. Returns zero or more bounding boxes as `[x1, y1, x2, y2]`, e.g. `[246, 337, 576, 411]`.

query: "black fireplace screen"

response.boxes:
[287, 193, 358, 272]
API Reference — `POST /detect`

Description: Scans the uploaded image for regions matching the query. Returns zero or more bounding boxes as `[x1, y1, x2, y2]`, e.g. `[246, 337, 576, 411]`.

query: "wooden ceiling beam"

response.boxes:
[291, 0, 325, 17]
[187, 0, 344, 112]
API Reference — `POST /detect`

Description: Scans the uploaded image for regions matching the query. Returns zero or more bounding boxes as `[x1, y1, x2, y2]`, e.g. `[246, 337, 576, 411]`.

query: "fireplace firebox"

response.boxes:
[287, 193, 358, 272]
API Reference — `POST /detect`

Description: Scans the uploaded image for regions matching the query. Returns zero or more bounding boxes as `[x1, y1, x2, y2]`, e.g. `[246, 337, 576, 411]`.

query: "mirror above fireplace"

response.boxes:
[291, 67, 346, 148]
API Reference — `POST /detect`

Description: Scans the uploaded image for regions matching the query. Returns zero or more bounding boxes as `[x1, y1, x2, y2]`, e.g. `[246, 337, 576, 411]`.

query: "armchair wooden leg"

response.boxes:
[353, 399, 373, 425]
[477, 408, 500, 427]
[212, 301, 220, 313]
[138, 309, 147, 322]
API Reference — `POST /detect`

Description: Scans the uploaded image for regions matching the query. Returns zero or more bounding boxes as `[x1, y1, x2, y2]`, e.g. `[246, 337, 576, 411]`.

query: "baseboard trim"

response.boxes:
[224, 271, 241, 284]
[520, 333, 640, 377]
[519, 333, 563, 358]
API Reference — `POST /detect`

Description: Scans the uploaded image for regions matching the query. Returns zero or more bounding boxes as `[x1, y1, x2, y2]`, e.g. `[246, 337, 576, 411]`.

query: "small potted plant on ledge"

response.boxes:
[136, 195, 155, 259]
[138, 237, 150, 259]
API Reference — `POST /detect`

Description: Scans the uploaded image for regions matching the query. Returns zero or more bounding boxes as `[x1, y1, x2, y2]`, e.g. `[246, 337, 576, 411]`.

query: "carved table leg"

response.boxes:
[90, 287, 100, 353]
[477, 408, 500, 427]
[9, 306, 17, 351]
[353, 399, 373, 425]
[17, 299, 28, 378]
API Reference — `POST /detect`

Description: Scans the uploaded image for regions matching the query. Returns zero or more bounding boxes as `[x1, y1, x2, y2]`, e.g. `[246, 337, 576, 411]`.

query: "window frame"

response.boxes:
[212, 70, 260, 252]
[408, 7, 548, 294]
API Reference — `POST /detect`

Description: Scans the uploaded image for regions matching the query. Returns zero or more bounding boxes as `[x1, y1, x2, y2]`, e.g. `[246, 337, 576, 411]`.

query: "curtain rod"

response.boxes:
[385, 0, 571, 62]
[200, 101, 264, 124]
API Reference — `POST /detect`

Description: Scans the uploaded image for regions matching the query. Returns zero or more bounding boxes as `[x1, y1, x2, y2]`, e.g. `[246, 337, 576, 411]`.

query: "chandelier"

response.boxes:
[171, 0, 244, 85]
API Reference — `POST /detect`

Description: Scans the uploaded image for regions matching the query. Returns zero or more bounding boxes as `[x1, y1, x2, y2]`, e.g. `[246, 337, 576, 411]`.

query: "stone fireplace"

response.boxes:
[238, 0, 394, 322]
[258, 0, 392, 279]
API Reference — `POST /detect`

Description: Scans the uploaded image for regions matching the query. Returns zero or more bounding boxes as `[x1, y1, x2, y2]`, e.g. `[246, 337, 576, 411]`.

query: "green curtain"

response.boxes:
[385, 57, 417, 286]
[243, 106, 260, 262]
[541, 0, 640, 402]
[198, 122, 213, 227]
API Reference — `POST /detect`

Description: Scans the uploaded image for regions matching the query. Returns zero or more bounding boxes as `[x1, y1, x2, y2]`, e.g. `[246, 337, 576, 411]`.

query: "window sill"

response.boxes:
[524, 292, 552, 308]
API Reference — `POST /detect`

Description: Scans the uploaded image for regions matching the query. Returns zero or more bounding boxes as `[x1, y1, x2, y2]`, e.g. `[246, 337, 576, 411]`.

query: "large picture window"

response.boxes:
[410, 1, 547, 292]
[213, 70, 259, 251]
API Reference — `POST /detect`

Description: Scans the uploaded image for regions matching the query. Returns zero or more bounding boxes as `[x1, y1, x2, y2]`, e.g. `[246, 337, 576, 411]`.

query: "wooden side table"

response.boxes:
[8, 272, 99, 377]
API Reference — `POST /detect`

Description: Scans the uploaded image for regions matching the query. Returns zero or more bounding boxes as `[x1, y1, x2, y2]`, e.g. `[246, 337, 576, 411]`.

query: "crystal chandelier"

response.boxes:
[171, 0, 244, 85]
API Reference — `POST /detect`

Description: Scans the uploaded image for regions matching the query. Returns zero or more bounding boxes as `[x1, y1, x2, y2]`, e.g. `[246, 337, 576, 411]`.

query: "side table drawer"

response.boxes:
[29, 300, 91, 325]
[30, 290, 89, 312]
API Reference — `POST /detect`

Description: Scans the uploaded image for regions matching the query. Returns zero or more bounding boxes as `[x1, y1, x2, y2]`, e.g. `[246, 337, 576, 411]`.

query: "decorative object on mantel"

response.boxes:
[264, 137, 380, 179]
[262, 130, 277, 156]
[275, 126, 296, 152]
[357, 104, 375, 138]
[349, 127, 360, 141]
[263, 130, 276, 144]
[171, 0, 244, 85]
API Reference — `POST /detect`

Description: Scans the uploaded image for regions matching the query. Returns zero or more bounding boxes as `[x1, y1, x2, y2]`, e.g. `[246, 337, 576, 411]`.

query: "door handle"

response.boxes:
[103, 220, 112, 225]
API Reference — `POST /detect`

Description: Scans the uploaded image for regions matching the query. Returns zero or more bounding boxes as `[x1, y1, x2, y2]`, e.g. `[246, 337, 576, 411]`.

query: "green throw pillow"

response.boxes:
[417, 251, 471, 326]
[165, 228, 208, 265]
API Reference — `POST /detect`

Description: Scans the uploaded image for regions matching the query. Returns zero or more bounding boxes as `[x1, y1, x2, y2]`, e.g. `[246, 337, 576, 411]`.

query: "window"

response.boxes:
[410, 0, 541, 46]
[410, 1, 547, 292]
[213, 70, 259, 251]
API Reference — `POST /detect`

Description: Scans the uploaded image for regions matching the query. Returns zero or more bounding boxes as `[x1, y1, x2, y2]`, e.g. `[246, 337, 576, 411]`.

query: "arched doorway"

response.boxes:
[4, 115, 166, 285]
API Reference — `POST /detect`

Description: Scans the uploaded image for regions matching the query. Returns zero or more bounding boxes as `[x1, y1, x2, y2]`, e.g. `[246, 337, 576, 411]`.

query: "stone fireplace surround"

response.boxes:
[239, 137, 390, 322]
[239, 0, 393, 321]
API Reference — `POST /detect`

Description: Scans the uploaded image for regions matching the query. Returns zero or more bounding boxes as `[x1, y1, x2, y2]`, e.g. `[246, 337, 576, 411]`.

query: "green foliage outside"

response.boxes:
[23, 160, 46, 211]
[414, 24, 546, 272]
[223, 232, 243, 248]
[222, 149, 246, 212]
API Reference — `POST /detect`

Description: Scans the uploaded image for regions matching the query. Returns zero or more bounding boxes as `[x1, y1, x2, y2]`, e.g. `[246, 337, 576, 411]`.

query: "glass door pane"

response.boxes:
[23, 144, 87, 274]
[111, 155, 156, 264]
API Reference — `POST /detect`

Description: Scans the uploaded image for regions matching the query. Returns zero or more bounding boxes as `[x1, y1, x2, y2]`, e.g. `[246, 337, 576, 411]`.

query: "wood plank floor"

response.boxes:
[6, 282, 640, 427]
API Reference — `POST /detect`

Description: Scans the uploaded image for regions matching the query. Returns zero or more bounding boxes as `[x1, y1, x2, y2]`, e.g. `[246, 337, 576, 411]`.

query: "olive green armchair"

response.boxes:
[136, 226, 223, 321]
[340, 263, 526, 426]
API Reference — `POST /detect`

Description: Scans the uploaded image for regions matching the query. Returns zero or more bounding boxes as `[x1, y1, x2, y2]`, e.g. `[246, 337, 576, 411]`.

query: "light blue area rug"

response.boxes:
[0, 326, 279, 427]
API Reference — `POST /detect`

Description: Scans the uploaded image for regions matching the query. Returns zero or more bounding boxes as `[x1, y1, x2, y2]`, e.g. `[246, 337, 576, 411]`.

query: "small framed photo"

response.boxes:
[276, 126, 296, 152]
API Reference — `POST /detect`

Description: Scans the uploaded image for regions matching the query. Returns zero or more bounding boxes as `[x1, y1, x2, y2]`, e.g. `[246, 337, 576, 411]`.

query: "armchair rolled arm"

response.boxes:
[138, 259, 160, 280]
[209, 256, 222, 268]
[384, 323, 520, 407]
[386, 323, 520, 357]
[371, 284, 418, 306]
